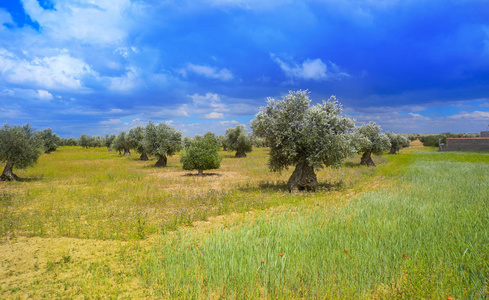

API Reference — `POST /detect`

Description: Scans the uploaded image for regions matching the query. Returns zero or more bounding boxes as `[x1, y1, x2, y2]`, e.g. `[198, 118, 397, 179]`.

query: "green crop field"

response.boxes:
[1, 144, 488, 299]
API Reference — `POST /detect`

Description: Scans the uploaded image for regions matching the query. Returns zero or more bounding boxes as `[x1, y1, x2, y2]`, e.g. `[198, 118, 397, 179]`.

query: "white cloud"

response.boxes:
[36, 89, 53, 101]
[204, 112, 224, 119]
[100, 119, 122, 125]
[271, 53, 349, 81]
[179, 63, 233, 81]
[448, 111, 489, 120]
[219, 120, 240, 126]
[189, 93, 229, 113]
[107, 67, 140, 92]
[147, 104, 191, 118]
[0, 50, 95, 91]
[1, 87, 53, 101]
[21, 0, 143, 46]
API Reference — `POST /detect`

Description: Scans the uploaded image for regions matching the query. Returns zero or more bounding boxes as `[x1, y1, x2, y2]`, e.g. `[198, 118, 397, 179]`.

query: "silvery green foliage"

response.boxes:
[354, 122, 391, 156]
[0, 124, 43, 169]
[250, 90, 355, 171]
[111, 131, 134, 155]
[386, 131, 410, 153]
[79, 134, 90, 148]
[104, 134, 116, 149]
[143, 121, 182, 158]
[128, 126, 146, 154]
[224, 125, 253, 155]
[183, 136, 193, 148]
[180, 132, 222, 174]
[38, 128, 60, 153]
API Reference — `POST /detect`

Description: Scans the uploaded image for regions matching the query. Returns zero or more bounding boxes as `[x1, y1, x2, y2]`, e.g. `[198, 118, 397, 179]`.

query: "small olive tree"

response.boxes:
[250, 90, 355, 192]
[128, 126, 148, 160]
[79, 134, 90, 148]
[217, 135, 227, 151]
[111, 131, 134, 156]
[181, 132, 222, 176]
[353, 122, 391, 167]
[104, 134, 116, 151]
[0, 124, 43, 181]
[143, 121, 182, 167]
[38, 128, 60, 154]
[386, 132, 410, 154]
[225, 125, 253, 157]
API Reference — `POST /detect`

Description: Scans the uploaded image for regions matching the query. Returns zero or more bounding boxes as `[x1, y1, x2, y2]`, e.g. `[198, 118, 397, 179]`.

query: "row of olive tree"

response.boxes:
[110, 121, 183, 167]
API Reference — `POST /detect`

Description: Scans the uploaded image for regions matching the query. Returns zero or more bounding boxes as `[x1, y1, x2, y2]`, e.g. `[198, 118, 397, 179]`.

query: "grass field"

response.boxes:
[1, 144, 488, 299]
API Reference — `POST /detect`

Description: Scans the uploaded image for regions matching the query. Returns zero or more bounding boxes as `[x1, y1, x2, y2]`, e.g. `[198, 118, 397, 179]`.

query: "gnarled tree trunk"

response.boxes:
[360, 151, 376, 167]
[198, 169, 203, 176]
[139, 151, 149, 161]
[0, 161, 20, 181]
[155, 155, 167, 167]
[222, 145, 227, 151]
[235, 150, 247, 158]
[389, 147, 397, 154]
[287, 161, 318, 192]
[123, 148, 131, 156]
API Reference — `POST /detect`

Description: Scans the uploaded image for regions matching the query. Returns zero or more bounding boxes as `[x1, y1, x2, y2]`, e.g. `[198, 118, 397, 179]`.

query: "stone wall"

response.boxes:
[440, 138, 489, 152]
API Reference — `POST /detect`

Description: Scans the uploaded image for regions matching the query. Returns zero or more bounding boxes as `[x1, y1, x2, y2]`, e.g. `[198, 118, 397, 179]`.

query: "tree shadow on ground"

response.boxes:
[238, 180, 345, 193]
[183, 173, 223, 177]
[343, 162, 361, 168]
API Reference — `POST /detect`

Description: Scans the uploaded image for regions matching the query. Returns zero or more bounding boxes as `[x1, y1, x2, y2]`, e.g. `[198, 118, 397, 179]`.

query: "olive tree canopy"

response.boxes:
[128, 126, 148, 160]
[104, 134, 116, 150]
[143, 121, 182, 167]
[79, 134, 90, 148]
[38, 128, 60, 154]
[0, 124, 43, 181]
[111, 131, 135, 156]
[180, 132, 222, 176]
[386, 132, 410, 154]
[225, 125, 253, 157]
[353, 122, 391, 167]
[250, 90, 355, 191]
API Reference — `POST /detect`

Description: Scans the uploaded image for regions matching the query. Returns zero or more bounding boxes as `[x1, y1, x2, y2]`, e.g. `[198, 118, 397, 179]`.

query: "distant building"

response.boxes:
[440, 131, 489, 151]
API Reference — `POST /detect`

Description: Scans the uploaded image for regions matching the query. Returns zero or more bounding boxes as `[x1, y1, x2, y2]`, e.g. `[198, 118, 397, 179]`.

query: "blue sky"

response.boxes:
[1, 0, 489, 137]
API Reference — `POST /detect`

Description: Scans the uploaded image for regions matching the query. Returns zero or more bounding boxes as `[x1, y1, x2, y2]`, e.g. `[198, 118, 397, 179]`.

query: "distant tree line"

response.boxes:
[419, 132, 479, 147]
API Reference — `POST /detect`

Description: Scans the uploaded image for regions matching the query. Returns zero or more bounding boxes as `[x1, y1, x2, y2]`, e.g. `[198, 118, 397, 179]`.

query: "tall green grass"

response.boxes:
[137, 153, 489, 298]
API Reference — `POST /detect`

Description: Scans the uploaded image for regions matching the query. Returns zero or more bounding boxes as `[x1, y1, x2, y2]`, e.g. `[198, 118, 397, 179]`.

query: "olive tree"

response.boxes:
[0, 124, 43, 181]
[142, 121, 182, 167]
[353, 122, 391, 167]
[79, 134, 90, 148]
[111, 131, 134, 156]
[250, 90, 355, 192]
[386, 132, 410, 154]
[104, 134, 116, 151]
[182, 136, 192, 149]
[128, 126, 148, 160]
[181, 132, 222, 176]
[38, 128, 60, 154]
[217, 135, 227, 151]
[225, 125, 253, 157]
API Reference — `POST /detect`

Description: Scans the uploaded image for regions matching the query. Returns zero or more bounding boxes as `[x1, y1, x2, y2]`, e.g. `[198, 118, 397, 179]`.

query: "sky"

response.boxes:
[1, 0, 489, 138]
